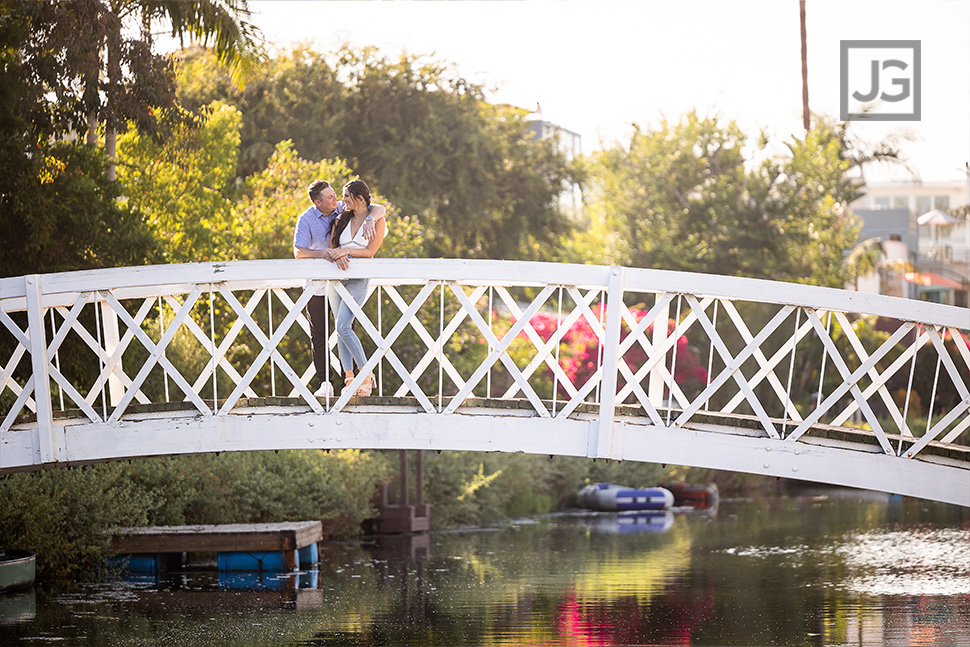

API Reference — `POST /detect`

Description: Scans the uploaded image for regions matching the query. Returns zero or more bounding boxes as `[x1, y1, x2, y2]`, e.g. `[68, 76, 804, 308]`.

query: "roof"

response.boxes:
[904, 270, 966, 289]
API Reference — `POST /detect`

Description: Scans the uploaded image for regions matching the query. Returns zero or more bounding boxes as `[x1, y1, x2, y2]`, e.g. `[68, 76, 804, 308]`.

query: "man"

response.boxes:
[294, 179, 383, 396]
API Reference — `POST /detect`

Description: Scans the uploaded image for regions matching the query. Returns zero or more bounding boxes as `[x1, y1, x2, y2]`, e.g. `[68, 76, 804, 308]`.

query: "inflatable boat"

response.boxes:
[576, 482, 674, 511]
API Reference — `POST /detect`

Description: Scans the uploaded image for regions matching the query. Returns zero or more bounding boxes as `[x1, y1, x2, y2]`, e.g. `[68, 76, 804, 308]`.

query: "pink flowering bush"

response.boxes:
[491, 307, 708, 402]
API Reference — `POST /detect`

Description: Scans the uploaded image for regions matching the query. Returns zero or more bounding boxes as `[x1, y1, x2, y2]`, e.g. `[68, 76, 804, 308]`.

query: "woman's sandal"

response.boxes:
[355, 373, 375, 397]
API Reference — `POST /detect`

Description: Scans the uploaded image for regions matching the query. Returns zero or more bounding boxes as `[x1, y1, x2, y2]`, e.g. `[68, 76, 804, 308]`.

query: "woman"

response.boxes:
[328, 179, 387, 396]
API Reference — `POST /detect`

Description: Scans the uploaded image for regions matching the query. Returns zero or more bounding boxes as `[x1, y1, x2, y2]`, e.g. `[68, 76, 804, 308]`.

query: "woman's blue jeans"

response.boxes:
[327, 278, 370, 373]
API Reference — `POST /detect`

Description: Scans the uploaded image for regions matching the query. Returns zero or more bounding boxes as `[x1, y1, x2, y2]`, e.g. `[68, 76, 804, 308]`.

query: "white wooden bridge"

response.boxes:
[2, 259, 968, 506]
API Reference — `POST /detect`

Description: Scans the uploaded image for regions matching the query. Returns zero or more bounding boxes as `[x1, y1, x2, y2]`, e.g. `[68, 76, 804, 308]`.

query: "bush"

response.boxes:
[0, 464, 152, 579]
[0, 449, 389, 581]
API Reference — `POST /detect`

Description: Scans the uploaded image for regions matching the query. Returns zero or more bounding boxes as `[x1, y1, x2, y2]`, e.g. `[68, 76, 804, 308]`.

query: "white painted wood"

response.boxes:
[829, 311, 914, 435]
[25, 276, 59, 463]
[104, 289, 211, 420]
[720, 301, 803, 421]
[592, 266, 624, 459]
[497, 286, 582, 400]
[648, 295, 669, 407]
[0, 409, 958, 506]
[444, 284, 554, 416]
[5, 259, 957, 325]
[787, 320, 915, 444]
[722, 310, 815, 420]
[387, 284, 481, 398]
[215, 286, 313, 414]
[218, 282, 323, 415]
[99, 300, 124, 406]
[677, 298, 796, 438]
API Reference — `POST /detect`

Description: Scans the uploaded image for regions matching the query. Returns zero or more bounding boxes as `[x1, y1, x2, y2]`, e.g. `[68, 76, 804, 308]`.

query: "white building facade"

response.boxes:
[851, 180, 970, 306]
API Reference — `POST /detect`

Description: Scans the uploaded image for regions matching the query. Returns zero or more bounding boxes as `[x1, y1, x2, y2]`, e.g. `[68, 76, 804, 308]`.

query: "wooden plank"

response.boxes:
[111, 521, 323, 555]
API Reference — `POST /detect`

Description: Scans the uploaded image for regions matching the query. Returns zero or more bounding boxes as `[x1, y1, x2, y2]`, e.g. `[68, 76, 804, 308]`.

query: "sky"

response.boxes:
[238, 0, 970, 185]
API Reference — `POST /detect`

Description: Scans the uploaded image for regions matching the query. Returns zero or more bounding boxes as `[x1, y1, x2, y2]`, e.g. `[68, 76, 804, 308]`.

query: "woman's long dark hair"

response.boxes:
[331, 180, 372, 245]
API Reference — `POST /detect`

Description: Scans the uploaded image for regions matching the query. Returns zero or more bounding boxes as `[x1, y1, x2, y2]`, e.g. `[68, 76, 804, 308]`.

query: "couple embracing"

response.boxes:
[293, 179, 387, 398]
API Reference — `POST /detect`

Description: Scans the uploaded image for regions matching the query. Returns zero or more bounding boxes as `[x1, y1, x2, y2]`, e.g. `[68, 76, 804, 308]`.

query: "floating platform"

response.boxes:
[111, 521, 323, 573]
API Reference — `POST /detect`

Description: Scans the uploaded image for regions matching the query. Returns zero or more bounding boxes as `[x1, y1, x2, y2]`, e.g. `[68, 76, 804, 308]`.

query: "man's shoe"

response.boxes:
[315, 382, 334, 397]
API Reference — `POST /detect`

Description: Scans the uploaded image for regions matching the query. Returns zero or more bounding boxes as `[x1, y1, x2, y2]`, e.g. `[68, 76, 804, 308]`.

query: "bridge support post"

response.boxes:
[25, 275, 59, 464]
[649, 295, 670, 408]
[590, 266, 625, 459]
[99, 300, 125, 407]
[369, 450, 430, 534]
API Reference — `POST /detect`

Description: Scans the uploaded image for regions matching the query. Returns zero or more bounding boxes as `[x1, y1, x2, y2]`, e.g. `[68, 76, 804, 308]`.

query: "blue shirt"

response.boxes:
[293, 201, 345, 251]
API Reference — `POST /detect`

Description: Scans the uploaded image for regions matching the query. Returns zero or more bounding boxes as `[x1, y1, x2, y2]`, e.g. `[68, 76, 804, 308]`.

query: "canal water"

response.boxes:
[2, 490, 968, 646]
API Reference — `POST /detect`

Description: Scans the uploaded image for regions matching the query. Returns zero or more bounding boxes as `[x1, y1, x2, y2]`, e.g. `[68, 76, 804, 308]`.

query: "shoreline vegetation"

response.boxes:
[0, 449, 780, 581]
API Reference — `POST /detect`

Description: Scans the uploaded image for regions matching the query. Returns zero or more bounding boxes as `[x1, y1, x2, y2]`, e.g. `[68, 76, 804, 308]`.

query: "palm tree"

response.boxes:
[844, 236, 885, 290]
[129, 0, 263, 87]
[97, 1, 265, 178]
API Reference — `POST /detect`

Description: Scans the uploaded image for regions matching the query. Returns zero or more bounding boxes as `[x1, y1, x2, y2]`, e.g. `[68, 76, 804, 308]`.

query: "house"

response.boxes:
[850, 180, 969, 306]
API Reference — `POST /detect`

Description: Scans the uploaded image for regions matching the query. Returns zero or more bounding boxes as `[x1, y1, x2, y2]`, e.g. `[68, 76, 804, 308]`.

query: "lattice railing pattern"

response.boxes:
[2, 260, 968, 465]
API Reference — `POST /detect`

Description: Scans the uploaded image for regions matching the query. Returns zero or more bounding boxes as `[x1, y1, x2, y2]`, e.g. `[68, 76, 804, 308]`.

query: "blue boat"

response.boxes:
[576, 482, 674, 511]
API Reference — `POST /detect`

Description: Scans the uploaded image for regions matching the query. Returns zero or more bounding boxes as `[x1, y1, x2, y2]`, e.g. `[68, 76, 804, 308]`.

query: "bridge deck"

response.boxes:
[15, 396, 969, 468]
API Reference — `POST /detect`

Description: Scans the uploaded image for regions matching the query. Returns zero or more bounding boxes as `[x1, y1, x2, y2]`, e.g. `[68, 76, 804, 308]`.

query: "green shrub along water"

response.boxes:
[0, 447, 780, 581]
[0, 449, 385, 580]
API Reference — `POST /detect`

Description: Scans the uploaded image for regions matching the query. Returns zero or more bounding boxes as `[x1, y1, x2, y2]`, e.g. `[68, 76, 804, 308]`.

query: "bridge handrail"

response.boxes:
[2, 259, 968, 328]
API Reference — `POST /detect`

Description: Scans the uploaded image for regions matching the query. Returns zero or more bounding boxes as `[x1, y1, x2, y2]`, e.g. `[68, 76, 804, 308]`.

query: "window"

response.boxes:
[874, 196, 890, 208]
[915, 195, 932, 215]
[934, 195, 950, 210]
[893, 196, 909, 209]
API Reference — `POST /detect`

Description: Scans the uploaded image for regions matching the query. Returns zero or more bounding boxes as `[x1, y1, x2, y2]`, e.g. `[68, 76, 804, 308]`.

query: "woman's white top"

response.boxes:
[339, 215, 370, 250]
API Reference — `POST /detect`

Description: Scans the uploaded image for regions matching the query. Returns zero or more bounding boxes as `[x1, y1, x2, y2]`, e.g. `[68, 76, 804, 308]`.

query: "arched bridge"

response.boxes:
[2, 260, 968, 506]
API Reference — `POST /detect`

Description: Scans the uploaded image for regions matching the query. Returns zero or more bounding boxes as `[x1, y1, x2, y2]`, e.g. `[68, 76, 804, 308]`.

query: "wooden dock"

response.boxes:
[111, 521, 323, 571]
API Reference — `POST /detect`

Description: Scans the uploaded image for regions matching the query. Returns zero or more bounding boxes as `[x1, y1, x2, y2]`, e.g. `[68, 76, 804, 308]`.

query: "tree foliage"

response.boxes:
[176, 46, 576, 261]
[232, 141, 425, 261]
[9, 0, 178, 141]
[585, 111, 864, 287]
[117, 102, 241, 262]
[0, 140, 159, 278]
[0, 2, 160, 278]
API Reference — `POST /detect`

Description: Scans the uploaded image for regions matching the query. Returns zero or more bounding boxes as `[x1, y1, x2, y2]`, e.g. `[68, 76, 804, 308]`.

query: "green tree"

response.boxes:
[335, 48, 574, 260]
[176, 46, 576, 261]
[178, 45, 346, 177]
[756, 119, 864, 287]
[585, 111, 864, 287]
[586, 111, 765, 274]
[116, 102, 242, 262]
[9, 0, 261, 186]
[233, 140, 425, 260]
[9, 0, 177, 146]
[0, 2, 159, 278]
[0, 141, 159, 278]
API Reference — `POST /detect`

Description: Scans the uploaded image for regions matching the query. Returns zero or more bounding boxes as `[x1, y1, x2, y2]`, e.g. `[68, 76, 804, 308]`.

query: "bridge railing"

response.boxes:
[2, 259, 968, 467]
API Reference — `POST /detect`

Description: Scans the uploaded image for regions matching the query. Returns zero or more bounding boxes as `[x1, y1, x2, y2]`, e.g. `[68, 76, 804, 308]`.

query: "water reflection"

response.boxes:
[0, 589, 35, 625]
[1, 493, 967, 646]
[580, 510, 676, 534]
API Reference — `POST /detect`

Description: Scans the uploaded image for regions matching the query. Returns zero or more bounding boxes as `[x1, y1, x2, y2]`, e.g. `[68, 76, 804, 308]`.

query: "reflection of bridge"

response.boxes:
[2, 260, 968, 506]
